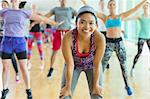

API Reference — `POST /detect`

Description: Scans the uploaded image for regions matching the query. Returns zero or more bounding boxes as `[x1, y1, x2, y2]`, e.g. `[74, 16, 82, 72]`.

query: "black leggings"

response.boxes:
[0, 36, 19, 74]
[132, 38, 150, 69]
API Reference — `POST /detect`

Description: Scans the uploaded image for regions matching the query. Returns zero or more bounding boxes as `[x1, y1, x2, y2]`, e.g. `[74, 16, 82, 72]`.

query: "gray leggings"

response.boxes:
[102, 40, 129, 87]
[61, 65, 103, 99]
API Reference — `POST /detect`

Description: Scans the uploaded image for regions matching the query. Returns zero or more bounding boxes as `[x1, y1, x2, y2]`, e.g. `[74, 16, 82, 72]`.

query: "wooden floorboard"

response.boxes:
[0, 42, 150, 99]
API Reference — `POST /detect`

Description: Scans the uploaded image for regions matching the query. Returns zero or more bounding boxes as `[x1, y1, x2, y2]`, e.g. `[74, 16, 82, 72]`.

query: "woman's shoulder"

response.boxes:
[94, 30, 105, 45]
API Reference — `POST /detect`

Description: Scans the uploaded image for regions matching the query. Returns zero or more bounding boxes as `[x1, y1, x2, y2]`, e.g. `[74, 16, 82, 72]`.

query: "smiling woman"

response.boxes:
[59, 5, 105, 99]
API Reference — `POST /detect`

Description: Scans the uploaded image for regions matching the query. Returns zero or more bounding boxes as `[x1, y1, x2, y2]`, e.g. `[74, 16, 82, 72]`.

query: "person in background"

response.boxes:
[0, 0, 21, 84]
[0, 0, 61, 98]
[96, 0, 147, 96]
[45, 0, 86, 78]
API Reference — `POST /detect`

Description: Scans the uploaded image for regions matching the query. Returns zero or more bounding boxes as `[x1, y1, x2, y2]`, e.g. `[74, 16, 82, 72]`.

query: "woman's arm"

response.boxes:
[120, 0, 146, 20]
[97, 0, 107, 23]
[80, 0, 88, 5]
[60, 31, 74, 99]
[92, 31, 105, 95]
[123, 15, 140, 21]
[29, 4, 61, 26]
[30, 12, 62, 26]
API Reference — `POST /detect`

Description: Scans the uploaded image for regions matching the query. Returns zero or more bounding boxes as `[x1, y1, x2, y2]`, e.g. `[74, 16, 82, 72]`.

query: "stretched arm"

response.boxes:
[120, 0, 147, 20]
[60, 31, 74, 99]
[124, 15, 140, 21]
[80, 0, 88, 5]
[99, 0, 105, 12]
[92, 31, 105, 96]
[29, 4, 60, 26]
[29, 21, 39, 30]
[97, 0, 107, 23]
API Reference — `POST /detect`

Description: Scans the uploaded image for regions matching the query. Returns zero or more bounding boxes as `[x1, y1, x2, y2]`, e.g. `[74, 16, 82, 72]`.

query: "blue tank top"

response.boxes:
[72, 29, 96, 70]
[105, 16, 121, 28]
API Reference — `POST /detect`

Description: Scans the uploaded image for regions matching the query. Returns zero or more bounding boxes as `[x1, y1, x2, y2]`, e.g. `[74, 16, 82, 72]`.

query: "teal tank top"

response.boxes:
[138, 16, 150, 39]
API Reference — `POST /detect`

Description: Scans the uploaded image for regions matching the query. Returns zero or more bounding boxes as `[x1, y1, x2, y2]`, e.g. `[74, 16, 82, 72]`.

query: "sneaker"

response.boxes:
[125, 86, 133, 96]
[16, 74, 20, 84]
[47, 67, 54, 78]
[40, 61, 45, 70]
[27, 62, 32, 70]
[1, 88, 9, 99]
[130, 68, 135, 77]
[106, 64, 110, 69]
[26, 89, 32, 99]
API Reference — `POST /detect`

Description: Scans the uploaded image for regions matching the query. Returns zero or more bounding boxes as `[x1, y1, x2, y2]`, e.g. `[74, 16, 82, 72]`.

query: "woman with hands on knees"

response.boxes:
[59, 5, 105, 99]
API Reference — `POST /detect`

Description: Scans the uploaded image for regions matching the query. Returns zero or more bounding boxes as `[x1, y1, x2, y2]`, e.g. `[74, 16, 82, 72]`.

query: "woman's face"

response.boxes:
[108, 0, 116, 13]
[59, 0, 66, 7]
[11, 0, 20, 5]
[1, 2, 9, 8]
[76, 13, 97, 37]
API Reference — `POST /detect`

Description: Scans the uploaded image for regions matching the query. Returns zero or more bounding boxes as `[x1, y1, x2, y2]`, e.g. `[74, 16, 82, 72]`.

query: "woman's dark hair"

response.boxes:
[75, 11, 98, 24]
[19, 1, 27, 9]
[108, 0, 116, 4]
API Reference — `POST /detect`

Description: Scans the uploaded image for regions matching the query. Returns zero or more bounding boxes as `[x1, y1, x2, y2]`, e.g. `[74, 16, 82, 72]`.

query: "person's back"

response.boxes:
[51, 6, 76, 30]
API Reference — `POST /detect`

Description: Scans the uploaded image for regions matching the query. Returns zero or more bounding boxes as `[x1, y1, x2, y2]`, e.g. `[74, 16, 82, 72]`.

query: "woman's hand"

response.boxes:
[92, 85, 103, 98]
[59, 86, 72, 99]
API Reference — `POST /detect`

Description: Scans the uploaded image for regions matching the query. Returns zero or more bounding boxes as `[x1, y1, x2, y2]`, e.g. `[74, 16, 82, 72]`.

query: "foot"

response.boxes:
[130, 68, 135, 77]
[106, 64, 110, 69]
[1, 88, 9, 99]
[26, 89, 32, 99]
[16, 73, 20, 84]
[47, 67, 54, 79]
[40, 61, 45, 70]
[125, 86, 133, 96]
[27, 61, 32, 70]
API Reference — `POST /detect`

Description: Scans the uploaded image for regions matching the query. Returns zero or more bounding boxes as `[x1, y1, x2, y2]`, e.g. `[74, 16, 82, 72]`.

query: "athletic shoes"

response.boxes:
[16, 74, 20, 84]
[26, 89, 32, 99]
[47, 67, 54, 78]
[125, 86, 133, 96]
[106, 64, 110, 69]
[1, 88, 9, 99]
[27, 62, 32, 70]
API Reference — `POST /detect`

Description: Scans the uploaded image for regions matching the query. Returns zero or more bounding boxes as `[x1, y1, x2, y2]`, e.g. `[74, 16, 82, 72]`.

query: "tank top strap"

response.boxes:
[72, 29, 77, 54]
[90, 33, 95, 54]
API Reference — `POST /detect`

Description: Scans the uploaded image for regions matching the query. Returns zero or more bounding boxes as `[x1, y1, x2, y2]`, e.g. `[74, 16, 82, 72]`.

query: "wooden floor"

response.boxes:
[0, 41, 150, 99]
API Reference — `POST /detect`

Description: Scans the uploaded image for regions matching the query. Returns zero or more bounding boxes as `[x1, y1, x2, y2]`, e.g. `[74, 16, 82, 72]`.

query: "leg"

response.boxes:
[15, 37, 32, 99]
[61, 65, 81, 99]
[85, 68, 103, 99]
[35, 32, 44, 70]
[44, 29, 49, 43]
[102, 42, 114, 72]
[146, 39, 150, 52]
[16, 51, 32, 99]
[115, 41, 132, 96]
[11, 54, 20, 83]
[1, 37, 13, 99]
[1, 52, 12, 99]
[132, 39, 145, 69]
[11, 54, 18, 74]
[27, 32, 34, 70]
[47, 30, 61, 78]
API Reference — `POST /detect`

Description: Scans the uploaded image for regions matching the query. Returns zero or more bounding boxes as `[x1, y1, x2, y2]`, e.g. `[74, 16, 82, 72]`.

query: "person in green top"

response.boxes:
[127, 2, 150, 77]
